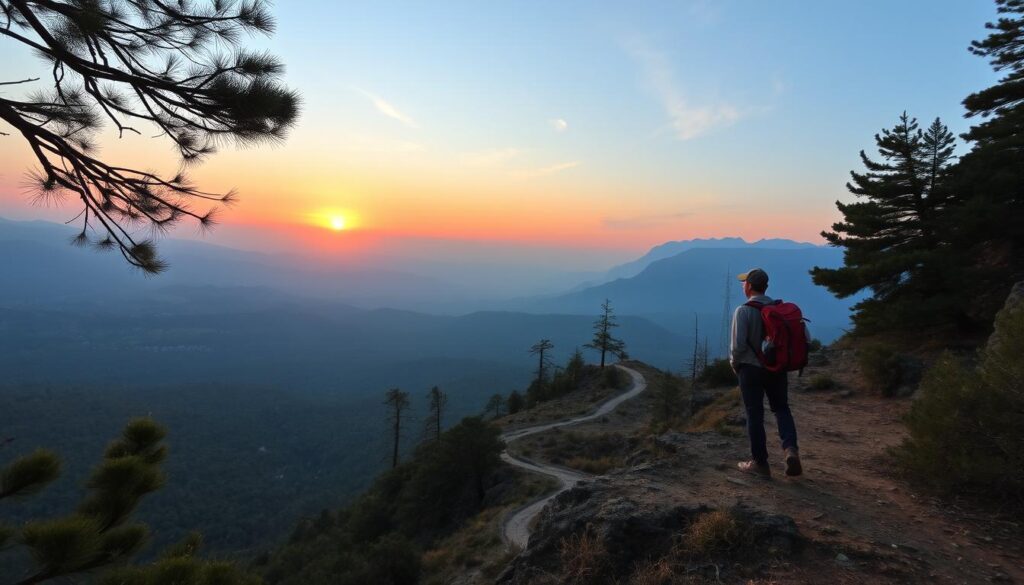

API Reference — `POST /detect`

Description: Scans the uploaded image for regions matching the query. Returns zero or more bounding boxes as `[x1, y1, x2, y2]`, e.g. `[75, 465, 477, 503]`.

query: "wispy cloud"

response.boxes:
[549, 118, 568, 133]
[513, 161, 581, 179]
[460, 147, 522, 166]
[624, 39, 741, 140]
[603, 211, 692, 230]
[356, 88, 418, 128]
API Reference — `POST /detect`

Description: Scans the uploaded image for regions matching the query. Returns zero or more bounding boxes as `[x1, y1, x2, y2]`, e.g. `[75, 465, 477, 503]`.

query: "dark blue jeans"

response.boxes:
[737, 364, 798, 464]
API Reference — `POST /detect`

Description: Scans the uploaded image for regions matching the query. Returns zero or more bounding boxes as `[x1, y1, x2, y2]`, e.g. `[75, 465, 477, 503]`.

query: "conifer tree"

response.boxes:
[811, 113, 958, 333]
[0, 419, 258, 585]
[422, 386, 447, 443]
[951, 0, 1024, 324]
[384, 388, 410, 469]
[528, 338, 554, 387]
[585, 299, 628, 368]
[0, 0, 298, 272]
[484, 393, 506, 419]
[506, 390, 524, 414]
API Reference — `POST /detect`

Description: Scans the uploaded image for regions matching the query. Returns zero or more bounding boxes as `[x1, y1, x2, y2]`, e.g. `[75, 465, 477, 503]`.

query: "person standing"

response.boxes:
[730, 268, 802, 478]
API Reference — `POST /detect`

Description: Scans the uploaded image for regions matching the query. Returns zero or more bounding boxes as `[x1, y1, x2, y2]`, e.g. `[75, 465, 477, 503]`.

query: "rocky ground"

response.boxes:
[493, 352, 1024, 585]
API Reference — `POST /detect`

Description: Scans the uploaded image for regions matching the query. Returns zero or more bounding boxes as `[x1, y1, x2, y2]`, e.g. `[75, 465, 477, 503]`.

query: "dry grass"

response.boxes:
[565, 455, 623, 475]
[628, 558, 675, 585]
[559, 525, 611, 585]
[681, 509, 744, 555]
[806, 374, 837, 391]
[685, 388, 742, 435]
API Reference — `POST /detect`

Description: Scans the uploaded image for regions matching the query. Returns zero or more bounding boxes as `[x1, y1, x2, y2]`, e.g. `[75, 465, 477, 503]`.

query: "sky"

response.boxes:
[0, 1, 1001, 271]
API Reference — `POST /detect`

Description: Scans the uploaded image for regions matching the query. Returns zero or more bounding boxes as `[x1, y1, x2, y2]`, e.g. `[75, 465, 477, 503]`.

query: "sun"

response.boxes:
[330, 216, 347, 231]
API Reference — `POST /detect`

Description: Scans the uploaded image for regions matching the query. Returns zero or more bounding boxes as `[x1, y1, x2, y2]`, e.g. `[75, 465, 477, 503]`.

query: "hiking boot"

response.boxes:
[737, 460, 772, 478]
[784, 448, 803, 477]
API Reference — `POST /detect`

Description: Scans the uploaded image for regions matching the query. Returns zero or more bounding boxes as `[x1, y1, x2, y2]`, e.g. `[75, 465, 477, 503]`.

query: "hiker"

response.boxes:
[730, 268, 803, 478]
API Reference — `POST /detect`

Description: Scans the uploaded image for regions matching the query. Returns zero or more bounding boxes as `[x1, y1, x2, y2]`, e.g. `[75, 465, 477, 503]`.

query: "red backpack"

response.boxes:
[745, 299, 810, 373]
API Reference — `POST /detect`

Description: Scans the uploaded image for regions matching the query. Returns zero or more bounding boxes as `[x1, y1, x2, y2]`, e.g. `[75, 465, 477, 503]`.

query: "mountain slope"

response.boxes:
[605, 237, 818, 281]
[515, 246, 856, 346]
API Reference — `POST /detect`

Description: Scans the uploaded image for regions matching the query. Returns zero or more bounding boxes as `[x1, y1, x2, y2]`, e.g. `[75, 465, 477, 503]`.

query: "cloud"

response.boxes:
[356, 88, 418, 128]
[549, 118, 568, 133]
[624, 39, 741, 140]
[603, 211, 692, 230]
[513, 161, 581, 179]
[460, 147, 522, 166]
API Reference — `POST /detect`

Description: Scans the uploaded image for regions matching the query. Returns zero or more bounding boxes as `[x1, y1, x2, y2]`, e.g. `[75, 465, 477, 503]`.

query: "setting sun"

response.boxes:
[330, 216, 346, 231]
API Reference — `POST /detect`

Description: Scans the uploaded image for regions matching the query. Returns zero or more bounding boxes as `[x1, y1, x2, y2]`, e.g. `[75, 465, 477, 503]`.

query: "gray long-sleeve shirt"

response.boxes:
[730, 294, 772, 369]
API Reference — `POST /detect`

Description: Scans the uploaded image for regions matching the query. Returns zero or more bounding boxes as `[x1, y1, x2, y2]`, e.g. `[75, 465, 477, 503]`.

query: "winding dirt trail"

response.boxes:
[499, 364, 648, 549]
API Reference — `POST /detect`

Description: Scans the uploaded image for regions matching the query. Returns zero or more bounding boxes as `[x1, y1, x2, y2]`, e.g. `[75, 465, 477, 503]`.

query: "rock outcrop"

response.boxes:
[497, 479, 799, 584]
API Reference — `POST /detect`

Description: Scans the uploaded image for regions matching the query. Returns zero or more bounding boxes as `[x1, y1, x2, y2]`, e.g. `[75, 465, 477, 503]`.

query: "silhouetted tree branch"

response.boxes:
[0, 0, 299, 273]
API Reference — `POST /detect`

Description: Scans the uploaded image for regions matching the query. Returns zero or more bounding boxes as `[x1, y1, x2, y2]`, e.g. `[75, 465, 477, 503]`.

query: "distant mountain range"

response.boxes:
[604, 237, 819, 282]
[508, 239, 857, 351]
[0, 216, 856, 365]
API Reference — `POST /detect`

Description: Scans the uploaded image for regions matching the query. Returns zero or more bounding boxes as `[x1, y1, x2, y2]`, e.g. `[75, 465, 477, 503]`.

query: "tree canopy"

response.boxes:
[0, 0, 298, 272]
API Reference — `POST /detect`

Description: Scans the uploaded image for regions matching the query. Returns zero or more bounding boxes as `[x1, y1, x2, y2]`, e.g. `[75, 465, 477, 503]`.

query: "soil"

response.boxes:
[500, 352, 1024, 584]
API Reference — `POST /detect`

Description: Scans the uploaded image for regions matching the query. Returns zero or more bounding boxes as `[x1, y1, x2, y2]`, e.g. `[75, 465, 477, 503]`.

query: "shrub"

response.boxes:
[649, 371, 687, 432]
[697, 359, 737, 388]
[686, 389, 742, 436]
[627, 558, 674, 585]
[681, 509, 745, 555]
[565, 456, 622, 475]
[602, 365, 623, 389]
[808, 338, 823, 352]
[857, 343, 902, 396]
[897, 301, 1024, 503]
[806, 374, 837, 391]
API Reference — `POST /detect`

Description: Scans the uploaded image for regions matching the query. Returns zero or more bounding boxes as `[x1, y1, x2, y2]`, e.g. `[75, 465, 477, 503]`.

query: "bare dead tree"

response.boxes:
[0, 0, 299, 272]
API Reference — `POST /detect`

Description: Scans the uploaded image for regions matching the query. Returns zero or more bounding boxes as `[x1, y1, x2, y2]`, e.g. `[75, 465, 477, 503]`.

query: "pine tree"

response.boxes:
[0, 419, 258, 585]
[951, 0, 1024, 326]
[422, 386, 447, 443]
[585, 299, 628, 368]
[528, 339, 554, 387]
[384, 388, 410, 469]
[0, 0, 298, 272]
[484, 394, 506, 419]
[811, 113, 959, 334]
[506, 390, 525, 414]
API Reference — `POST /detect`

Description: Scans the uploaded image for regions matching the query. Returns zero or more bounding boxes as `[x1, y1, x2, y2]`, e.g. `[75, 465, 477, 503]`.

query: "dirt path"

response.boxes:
[499, 365, 648, 549]
[638, 354, 1024, 584]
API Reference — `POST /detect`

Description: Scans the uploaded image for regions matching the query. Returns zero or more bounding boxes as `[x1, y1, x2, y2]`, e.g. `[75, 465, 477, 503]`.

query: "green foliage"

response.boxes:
[0, 449, 60, 499]
[697, 358, 737, 388]
[806, 374, 837, 391]
[506, 390, 525, 414]
[520, 354, 605, 410]
[21, 515, 104, 577]
[585, 299, 627, 368]
[1, 419, 260, 584]
[601, 365, 623, 390]
[262, 416, 507, 585]
[952, 0, 1024, 326]
[812, 113, 960, 335]
[897, 300, 1024, 502]
[649, 371, 687, 432]
[484, 393, 506, 419]
[857, 344, 902, 396]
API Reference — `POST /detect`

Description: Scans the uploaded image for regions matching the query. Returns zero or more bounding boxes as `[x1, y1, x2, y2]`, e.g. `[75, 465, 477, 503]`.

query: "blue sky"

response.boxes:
[0, 1, 1002, 265]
